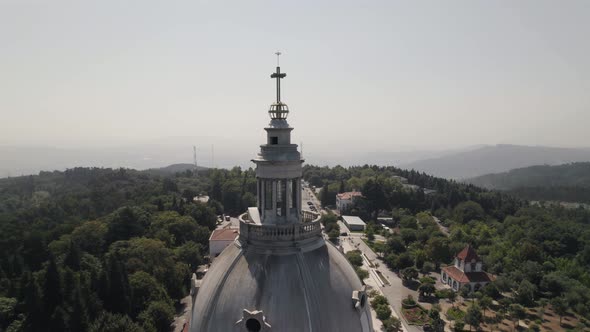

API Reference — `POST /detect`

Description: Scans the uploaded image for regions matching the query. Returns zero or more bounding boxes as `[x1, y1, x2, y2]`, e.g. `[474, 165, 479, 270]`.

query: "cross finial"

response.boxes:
[270, 53, 286, 102]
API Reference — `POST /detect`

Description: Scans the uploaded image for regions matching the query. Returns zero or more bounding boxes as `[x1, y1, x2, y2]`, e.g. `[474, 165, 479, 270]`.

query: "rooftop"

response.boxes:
[337, 191, 363, 200]
[342, 215, 366, 226]
[209, 228, 239, 241]
[442, 266, 495, 283]
[456, 245, 481, 262]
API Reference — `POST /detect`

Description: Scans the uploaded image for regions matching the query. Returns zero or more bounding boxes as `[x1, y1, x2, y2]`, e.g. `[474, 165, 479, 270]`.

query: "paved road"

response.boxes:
[171, 295, 192, 332]
[433, 216, 449, 236]
[339, 223, 423, 332]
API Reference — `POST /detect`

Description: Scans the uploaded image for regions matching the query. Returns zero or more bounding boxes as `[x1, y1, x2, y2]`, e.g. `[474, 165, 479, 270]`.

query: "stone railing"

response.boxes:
[238, 211, 322, 243]
[302, 209, 321, 223]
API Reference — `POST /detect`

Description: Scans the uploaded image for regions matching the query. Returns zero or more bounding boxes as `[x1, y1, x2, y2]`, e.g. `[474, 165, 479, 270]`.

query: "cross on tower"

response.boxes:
[270, 51, 286, 102]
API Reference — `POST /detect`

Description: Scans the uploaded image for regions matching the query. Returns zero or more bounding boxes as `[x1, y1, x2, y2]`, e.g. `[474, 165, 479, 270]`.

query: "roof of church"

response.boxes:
[190, 239, 373, 331]
[456, 245, 480, 262]
[209, 228, 239, 241]
[442, 266, 495, 283]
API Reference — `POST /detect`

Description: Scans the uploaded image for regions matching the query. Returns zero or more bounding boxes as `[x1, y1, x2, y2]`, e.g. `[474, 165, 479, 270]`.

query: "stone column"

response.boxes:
[272, 179, 277, 222]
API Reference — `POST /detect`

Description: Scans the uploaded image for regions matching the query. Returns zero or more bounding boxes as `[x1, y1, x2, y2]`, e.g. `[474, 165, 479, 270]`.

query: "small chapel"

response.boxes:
[441, 245, 495, 293]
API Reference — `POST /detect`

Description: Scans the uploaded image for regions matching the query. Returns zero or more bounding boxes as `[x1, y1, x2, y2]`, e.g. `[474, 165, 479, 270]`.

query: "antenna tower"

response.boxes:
[193, 146, 198, 177]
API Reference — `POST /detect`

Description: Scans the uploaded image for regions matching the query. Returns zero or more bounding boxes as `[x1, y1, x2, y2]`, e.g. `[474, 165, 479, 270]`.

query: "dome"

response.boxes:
[189, 236, 373, 332]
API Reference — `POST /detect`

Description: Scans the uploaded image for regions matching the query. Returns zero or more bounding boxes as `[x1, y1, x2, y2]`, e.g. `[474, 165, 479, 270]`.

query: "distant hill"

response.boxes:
[466, 163, 590, 204]
[399, 145, 590, 179]
[145, 163, 208, 175]
[466, 162, 590, 190]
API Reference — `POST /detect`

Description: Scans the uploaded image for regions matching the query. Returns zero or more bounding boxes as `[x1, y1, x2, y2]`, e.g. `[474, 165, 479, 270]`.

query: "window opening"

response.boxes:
[246, 318, 262, 332]
[270, 136, 278, 145]
[291, 179, 297, 209]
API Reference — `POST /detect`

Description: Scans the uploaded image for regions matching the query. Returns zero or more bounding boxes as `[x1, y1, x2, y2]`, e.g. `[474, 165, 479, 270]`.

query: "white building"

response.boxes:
[208, 228, 238, 258]
[342, 215, 367, 231]
[336, 191, 363, 214]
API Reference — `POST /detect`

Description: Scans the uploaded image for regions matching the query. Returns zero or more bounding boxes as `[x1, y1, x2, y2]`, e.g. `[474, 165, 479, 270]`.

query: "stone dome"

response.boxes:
[189, 236, 373, 332]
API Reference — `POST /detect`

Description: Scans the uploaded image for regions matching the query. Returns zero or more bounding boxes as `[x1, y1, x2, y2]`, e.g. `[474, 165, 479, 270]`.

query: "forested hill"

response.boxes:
[400, 145, 590, 179]
[467, 163, 590, 190]
[0, 166, 256, 331]
[466, 163, 590, 204]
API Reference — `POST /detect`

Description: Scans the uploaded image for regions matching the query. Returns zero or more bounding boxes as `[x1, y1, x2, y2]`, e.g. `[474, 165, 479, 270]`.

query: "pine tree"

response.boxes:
[23, 274, 44, 331]
[43, 256, 63, 322]
[104, 254, 131, 315]
[64, 241, 81, 271]
[69, 284, 89, 332]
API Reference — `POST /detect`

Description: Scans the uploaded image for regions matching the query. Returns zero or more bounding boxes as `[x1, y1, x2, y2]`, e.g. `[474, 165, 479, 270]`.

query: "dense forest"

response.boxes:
[0, 167, 256, 331]
[305, 165, 590, 322]
[467, 163, 590, 204]
[1, 164, 589, 331]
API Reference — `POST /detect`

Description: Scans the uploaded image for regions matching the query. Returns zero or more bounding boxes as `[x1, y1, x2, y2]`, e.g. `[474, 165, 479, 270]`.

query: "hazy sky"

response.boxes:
[1, 0, 589, 157]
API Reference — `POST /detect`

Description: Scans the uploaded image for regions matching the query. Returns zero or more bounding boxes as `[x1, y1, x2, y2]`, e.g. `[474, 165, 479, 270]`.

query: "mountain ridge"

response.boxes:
[400, 144, 590, 179]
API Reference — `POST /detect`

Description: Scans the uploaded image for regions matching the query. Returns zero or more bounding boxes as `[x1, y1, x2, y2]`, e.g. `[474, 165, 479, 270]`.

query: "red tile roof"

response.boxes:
[209, 228, 239, 241]
[456, 245, 480, 262]
[442, 266, 495, 283]
[336, 191, 363, 200]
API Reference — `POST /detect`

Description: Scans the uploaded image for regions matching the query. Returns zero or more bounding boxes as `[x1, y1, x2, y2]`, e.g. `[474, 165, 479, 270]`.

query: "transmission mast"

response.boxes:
[193, 146, 198, 177]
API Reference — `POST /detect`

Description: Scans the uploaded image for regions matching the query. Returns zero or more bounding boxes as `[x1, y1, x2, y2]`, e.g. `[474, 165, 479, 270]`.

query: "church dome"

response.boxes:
[189, 236, 373, 332]
[189, 57, 373, 332]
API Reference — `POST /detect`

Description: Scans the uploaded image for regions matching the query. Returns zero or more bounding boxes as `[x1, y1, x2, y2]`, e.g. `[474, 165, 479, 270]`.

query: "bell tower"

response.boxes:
[252, 53, 303, 225]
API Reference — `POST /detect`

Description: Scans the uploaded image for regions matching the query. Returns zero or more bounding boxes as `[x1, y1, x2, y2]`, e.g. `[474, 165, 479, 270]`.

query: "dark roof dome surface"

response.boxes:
[190, 238, 373, 332]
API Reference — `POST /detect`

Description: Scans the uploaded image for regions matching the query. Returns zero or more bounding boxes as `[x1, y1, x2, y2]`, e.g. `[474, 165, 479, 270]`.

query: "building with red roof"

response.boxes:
[336, 191, 363, 214]
[441, 245, 495, 292]
[208, 228, 239, 258]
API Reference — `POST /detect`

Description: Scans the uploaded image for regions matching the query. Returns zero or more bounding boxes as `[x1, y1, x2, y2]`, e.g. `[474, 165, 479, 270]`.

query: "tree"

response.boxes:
[479, 296, 492, 317]
[88, 312, 143, 332]
[64, 241, 81, 271]
[538, 298, 549, 321]
[129, 271, 171, 318]
[551, 297, 568, 326]
[372, 241, 387, 258]
[176, 241, 204, 270]
[453, 201, 485, 224]
[397, 253, 414, 269]
[401, 267, 419, 284]
[43, 256, 63, 323]
[346, 250, 363, 267]
[328, 229, 340, 242]
[460, 285, 472, 299]
[508, 303, 525, 330]
[355, 267, 369, 281]
[102, 254, 131, 315]
[0, 297, 17, 328]
[375, 305, 392, 320]
[370, 295, 389, 308]
[516, 279, 536, 306]
[464, 303, 482, 331]
[448, 290, 458, 308]
[382, 317, 402, 332]
[419, 283, 436, 298]
[138, 300, 175, 332]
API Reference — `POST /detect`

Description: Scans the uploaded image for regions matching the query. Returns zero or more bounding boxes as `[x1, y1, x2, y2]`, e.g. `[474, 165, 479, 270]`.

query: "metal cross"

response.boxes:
[270, 52, 286, 102]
